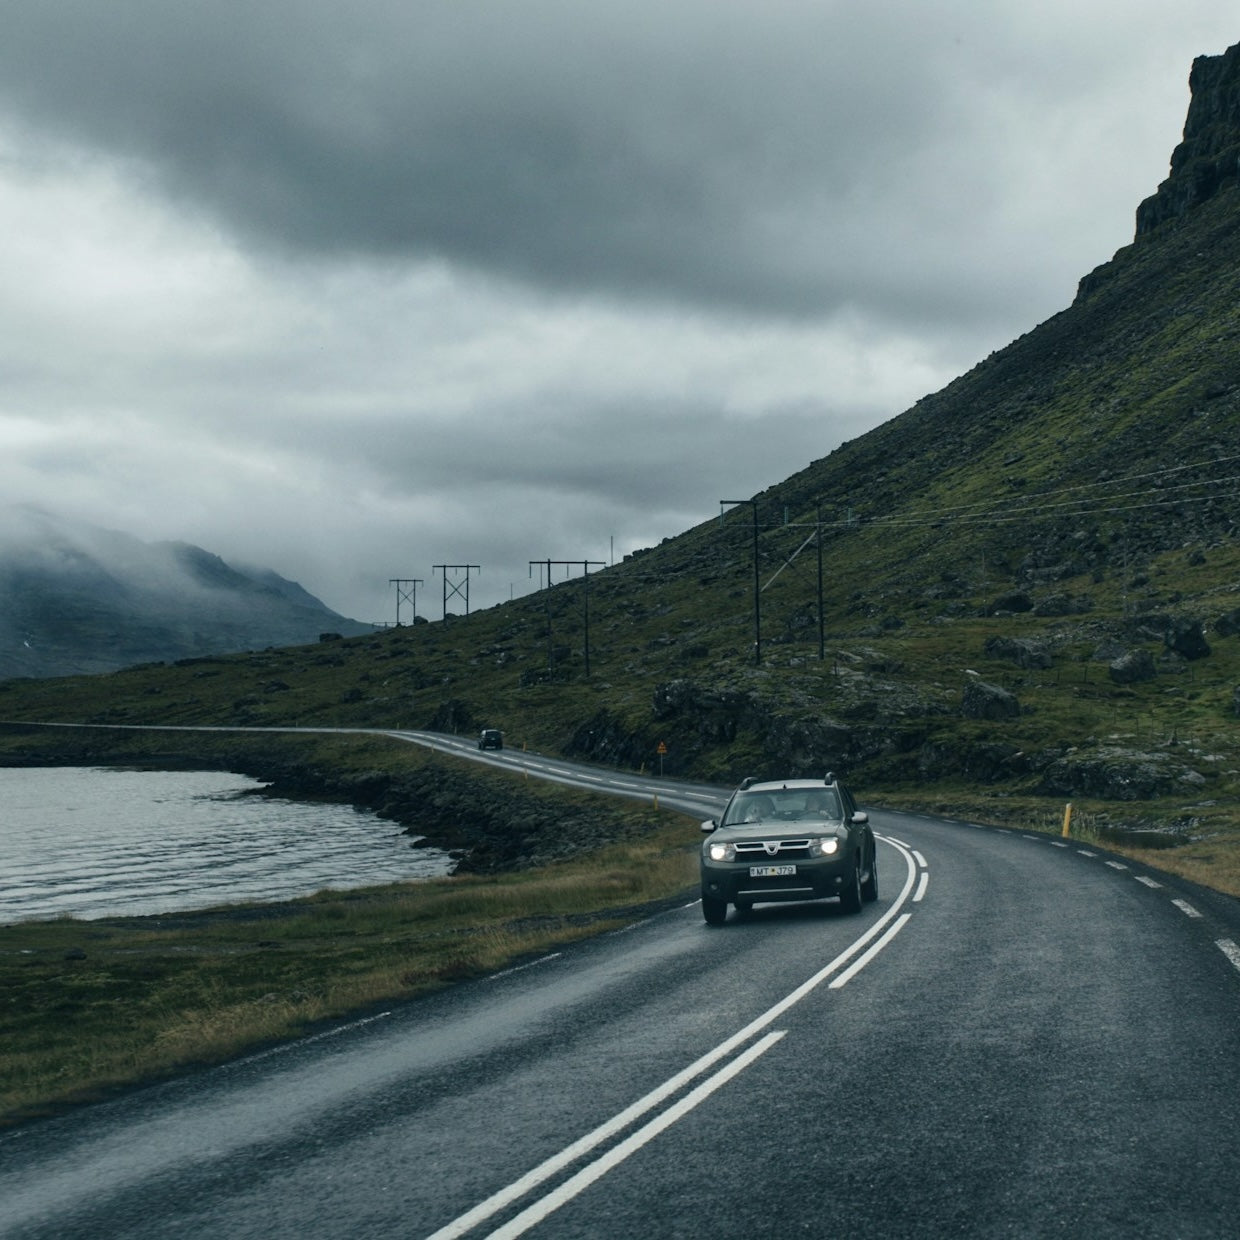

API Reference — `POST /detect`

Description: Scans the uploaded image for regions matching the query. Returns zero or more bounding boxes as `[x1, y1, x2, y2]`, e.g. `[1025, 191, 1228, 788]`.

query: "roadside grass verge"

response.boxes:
[0, 816, 699, 1128]
[871, 785, 1240, 898]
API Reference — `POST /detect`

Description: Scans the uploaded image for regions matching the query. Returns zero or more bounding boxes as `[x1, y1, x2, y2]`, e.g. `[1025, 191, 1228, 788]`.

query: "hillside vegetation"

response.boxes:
[3, 44, 1240, 891]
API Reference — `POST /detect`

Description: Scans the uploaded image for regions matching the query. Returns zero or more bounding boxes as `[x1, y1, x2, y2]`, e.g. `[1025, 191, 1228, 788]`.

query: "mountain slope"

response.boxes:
[0, 507, 370, 678]
[2, 43, 1240, 841]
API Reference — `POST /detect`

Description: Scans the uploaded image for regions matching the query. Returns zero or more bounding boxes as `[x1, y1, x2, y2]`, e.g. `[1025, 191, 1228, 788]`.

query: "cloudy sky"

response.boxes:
[0, 2, 1235, 622]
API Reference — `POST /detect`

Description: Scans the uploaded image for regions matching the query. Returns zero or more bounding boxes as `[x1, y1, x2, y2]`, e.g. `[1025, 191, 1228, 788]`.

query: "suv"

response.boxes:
[699, 774, 877, 925]
[478, 728, 503, 750]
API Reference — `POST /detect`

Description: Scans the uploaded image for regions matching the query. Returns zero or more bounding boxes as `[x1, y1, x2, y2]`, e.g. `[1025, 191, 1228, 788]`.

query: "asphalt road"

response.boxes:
[4, 735, 1240, 1238]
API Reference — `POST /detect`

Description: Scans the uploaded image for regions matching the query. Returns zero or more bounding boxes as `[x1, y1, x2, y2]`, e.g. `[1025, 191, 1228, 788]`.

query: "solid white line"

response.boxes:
[1216, 940, 1240, 972]
[913, 872, 929, 903]
[1173, 899, 1202, 919]
[483, 1032, 787, 1239]
[1135, 876, 1163, 889]
[828, 915, 912, 989]
[425, 841, 918, 1240]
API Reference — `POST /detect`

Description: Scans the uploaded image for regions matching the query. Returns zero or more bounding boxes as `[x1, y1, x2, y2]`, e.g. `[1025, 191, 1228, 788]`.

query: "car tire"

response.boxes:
[839, 857, 863, 914]
[702, 894, 728, 926]
[861, 842, 879, 903]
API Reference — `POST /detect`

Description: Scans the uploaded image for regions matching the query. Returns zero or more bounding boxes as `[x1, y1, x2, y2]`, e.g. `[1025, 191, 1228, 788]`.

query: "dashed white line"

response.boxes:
[913, 872, 929, 903]
[1050, 841, 1068, 849]
[1077, 849, 1097, 857]
[912, 850, 927, 868]
[1135, 876, 1163, 889]
[1105, 861, 1129, 871]
[1173, 899, 1202, 919]
[1216, 940, 1240, 973]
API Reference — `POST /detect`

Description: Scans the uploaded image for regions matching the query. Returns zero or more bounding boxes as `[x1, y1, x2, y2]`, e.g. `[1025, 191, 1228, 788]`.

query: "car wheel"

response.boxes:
[861, 842, 879, 903]
[701, 894, 728, 926]
[839, 857, 863, 914]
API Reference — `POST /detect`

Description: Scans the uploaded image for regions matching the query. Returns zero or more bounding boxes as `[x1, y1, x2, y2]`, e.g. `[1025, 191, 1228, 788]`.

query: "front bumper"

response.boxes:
[700, 855, 853, 905]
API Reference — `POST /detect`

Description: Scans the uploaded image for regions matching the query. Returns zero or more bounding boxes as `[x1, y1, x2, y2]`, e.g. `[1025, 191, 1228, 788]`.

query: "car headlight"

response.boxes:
[812, 837, 841, 856]
[707, 841, 737, 862]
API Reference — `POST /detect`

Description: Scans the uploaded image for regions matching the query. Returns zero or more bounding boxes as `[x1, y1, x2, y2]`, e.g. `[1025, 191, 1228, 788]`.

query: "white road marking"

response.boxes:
[1135, 876, 1162, 889]
[913, 872, 929, 903]
[829, 914, 912, 989]
[1105, 861, 1129, 871]
[912, 850, 927, 868]
[425, 840, 919, 1239]
[1077, 850, 1097, 857]
[483, 1032, 787, 1239]
[1050, 841, 1068, 848]
[488, 954, 562, 980]
[1173, 899, 1202, 919]
[1216, 940, 1240, 973]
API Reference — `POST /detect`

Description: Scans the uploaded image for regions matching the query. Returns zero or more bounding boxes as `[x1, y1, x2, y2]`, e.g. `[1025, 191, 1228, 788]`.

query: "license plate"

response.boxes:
[749, 864, 796, 878]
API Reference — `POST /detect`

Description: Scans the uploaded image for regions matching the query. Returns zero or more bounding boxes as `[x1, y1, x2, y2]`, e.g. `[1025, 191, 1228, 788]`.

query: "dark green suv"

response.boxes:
[699, 775, 877, 925]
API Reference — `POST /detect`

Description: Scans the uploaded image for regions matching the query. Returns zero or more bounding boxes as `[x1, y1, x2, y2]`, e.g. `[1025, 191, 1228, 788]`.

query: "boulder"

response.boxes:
[961, 677, 1021, 721]
[1109, 649, 1157, 684]
[1037, 748, 1206, 800]
[1215, 608, 1240, 637]
[984, 591, 1034, 616]
[1164, 617, 1211, 660]
[983, 635, 1052, 669]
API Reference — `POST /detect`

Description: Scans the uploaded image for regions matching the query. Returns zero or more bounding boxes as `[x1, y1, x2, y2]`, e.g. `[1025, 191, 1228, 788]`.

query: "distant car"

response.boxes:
[699, 774, 877, 925]
[478, 728, 503, 750]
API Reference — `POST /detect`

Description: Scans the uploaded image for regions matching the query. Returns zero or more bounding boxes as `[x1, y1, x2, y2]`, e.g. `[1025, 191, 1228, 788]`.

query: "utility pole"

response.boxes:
[816, 506, 825, 661]
[433, 565, 480, 622]
[389, 578, 423, 627]
[721, 499, 761, 664]
[529, 558, 606, 676]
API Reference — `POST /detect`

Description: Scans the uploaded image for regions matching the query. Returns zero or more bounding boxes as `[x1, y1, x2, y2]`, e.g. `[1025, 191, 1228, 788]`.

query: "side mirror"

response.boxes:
[700, 819, 718, 834]
[851, 811, 869, 825]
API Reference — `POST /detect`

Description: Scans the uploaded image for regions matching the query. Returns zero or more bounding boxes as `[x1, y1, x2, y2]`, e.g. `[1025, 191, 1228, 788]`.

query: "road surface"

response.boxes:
[3, 731, 1240, 1237]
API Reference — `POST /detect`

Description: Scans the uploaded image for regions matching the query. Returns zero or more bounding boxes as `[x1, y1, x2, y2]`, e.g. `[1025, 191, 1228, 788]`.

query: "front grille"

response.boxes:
[733, 838, 813, 859]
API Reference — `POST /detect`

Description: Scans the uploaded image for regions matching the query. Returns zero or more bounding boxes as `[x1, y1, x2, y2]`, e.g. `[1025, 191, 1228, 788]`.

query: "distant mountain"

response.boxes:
[0, 507, 371, 678]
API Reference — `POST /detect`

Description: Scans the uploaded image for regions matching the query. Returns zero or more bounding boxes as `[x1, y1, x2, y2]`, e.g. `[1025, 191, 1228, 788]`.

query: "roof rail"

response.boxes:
[824, 771, 836, 784]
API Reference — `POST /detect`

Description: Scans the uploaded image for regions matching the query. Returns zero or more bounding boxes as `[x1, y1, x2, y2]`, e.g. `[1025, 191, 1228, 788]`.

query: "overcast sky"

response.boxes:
[0, 2, 1235, 622]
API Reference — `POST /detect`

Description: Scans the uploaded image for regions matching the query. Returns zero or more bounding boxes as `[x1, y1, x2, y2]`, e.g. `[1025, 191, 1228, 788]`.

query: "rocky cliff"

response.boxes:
[1136, 41, 1240, 235]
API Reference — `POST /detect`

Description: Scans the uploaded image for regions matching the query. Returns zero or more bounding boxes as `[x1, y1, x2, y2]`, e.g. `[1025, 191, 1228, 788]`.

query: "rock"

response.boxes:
[961, 678, 1021, 721]
[983, 636, 1053, 669]
[1037, 748, 1206, 800]
[984, 591, 1033, 616]
[1164, 617, 1211, 660]
[1215, 608, 1240, 637]
[1109, 649, 1157, 684]
[1136, 43, 1240, 235]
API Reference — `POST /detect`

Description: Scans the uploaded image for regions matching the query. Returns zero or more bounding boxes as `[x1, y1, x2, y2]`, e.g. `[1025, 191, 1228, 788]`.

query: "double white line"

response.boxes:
[427, 836, 922, 1239]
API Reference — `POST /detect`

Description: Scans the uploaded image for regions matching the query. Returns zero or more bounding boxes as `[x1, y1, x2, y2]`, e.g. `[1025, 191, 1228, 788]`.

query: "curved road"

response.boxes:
[3, 730, 1240, 1237]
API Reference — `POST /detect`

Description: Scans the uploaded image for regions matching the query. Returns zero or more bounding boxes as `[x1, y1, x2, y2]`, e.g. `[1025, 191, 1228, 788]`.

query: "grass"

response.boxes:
[0, 813, 699, 1127]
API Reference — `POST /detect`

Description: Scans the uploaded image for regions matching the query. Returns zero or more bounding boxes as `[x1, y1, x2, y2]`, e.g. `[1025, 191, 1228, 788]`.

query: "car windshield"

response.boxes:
[723, 787, 841, 825]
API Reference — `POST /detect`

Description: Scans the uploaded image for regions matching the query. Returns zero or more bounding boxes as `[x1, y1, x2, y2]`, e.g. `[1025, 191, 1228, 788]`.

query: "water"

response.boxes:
[0, 767, 454, 923]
